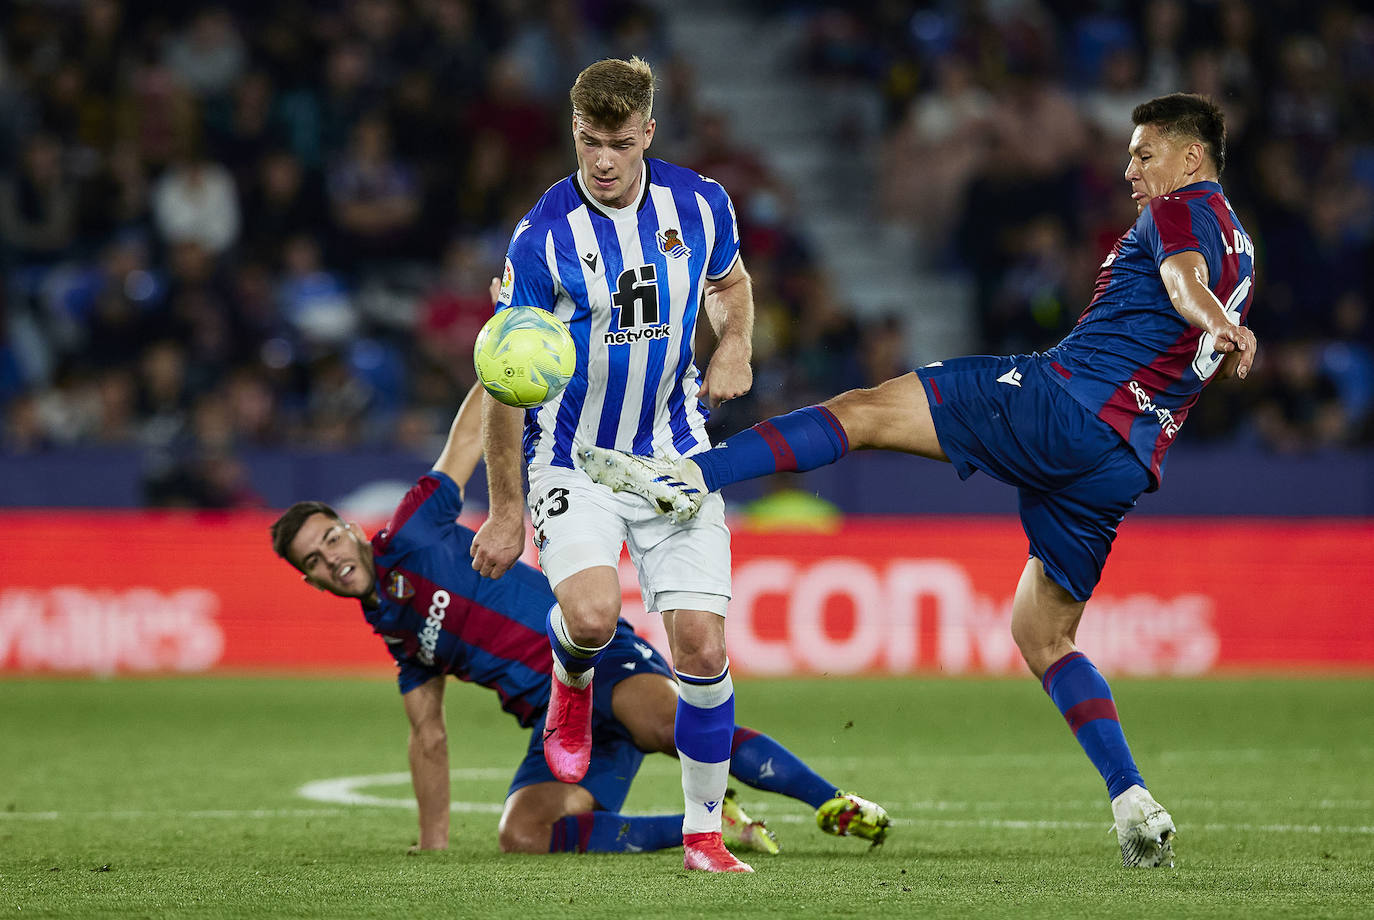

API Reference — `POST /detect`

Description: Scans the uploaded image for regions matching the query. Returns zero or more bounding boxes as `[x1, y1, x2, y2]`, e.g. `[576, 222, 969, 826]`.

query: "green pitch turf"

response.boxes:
[2, 676, 1370, 919]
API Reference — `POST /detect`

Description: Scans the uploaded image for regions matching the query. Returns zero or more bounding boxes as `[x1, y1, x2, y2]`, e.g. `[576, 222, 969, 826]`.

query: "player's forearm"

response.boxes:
[408, 731, 451, 850]
[1170, 280, 1231, 336]
[1160, 256, 1229, 336]
[433, 383, 485, 490]
[705, 273, 754, 356]
[482, 393, 526, 518]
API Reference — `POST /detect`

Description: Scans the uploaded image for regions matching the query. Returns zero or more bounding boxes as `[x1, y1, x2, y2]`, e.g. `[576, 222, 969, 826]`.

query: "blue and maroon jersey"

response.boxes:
[362, 471, 555, 726]
[1045, 180, 1254, 487]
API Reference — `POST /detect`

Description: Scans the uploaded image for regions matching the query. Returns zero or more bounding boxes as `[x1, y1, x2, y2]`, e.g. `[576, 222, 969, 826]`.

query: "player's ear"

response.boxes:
[301, 573, 322, 592]
[1186, 139, 1204, 175]
[643, 117, 656, 148]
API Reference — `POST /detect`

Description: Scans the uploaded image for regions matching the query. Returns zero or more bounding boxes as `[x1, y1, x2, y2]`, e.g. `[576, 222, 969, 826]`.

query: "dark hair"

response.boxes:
[570, 56, 655, 128]
[270, 500, 342, 566]
[1131, 93, 1227, 174]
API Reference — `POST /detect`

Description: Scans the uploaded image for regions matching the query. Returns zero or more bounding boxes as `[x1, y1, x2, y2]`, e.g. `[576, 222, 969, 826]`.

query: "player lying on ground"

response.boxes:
[581, 93, 1259, 868]
[270, 383, 890, 855]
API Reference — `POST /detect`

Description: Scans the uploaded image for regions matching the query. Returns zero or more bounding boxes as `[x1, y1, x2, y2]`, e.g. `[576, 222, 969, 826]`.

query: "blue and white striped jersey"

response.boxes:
[496, 158, 742, 469]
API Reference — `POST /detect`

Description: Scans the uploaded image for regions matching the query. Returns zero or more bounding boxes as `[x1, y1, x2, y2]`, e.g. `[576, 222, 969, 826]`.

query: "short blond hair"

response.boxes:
[570, 57, 655, 129]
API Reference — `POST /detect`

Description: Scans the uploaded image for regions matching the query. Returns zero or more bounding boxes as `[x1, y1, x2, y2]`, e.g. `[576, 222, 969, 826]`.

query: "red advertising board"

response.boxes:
[1, 513, 1371, 676]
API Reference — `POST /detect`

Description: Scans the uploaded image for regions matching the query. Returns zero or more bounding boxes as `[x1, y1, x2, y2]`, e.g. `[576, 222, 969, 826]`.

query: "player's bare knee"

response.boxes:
[667, 627, 726, 677]
[411, 723, 447, 760]
[497, 817, 551, 854]
[559, 597, 619, 647]
[823, 387, 880, 447]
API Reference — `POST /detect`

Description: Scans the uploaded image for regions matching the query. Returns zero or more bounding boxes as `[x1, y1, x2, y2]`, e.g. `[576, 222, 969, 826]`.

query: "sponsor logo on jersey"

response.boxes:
[602, 326, 672, 345]
[657, 228, 691, 259]
[386, 571, 414, 601]
[498, 258, 514, 306]
[1129, 380, 1181, 438]
[416, 589, 451, 666]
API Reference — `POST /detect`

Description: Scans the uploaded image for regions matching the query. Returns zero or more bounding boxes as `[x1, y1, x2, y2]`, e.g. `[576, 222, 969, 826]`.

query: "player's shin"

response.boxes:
[728, 727, 838, 809]
[692, 405, 850, 491]
[1042, 651, 1145, 798]
[549, 812, 684, 853]
[675, 666, 735, 834]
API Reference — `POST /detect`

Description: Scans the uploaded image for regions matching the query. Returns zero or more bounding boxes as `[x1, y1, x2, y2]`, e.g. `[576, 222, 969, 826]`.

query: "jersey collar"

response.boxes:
[1177, 179, 1222, 195]
[575, 159, 652, 219]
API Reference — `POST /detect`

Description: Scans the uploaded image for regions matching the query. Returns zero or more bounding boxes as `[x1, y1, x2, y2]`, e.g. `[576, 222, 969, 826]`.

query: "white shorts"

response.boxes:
[527, 464, 731, 616]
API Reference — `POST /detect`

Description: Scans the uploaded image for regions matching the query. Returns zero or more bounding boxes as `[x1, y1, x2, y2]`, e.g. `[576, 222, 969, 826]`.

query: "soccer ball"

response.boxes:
[473, 306, 577, 408]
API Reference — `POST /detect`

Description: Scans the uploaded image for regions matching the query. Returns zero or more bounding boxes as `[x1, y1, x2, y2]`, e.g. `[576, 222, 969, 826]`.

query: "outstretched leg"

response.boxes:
[582, 373, 946, 519]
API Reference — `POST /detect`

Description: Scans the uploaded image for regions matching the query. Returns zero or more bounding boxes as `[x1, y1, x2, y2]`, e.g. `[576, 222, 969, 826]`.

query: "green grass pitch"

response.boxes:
[2, 675, 1371, 919]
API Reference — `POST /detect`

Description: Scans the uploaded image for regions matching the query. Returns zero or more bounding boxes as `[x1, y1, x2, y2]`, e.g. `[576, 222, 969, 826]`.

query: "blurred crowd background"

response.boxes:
[1, 0, 1372, 508]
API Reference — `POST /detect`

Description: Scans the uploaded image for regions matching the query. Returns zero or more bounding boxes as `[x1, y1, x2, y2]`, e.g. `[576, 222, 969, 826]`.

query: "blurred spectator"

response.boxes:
[1080, 47, 1149, 144]
[240, 149, 328, 265]
[1251, 341, 1352, 451]
[1140, 0, 1187, 97]
[277, 233, 356, 350]
[880, 54, 993, 248]
[0, 133, 79, 272]
[417, 237, 497, 392]
[151, 144, 241, 255]
[326, 113, 420, 267]
[461, 52, 559, 172]
[75, 141, 153, 248]
[165, 7, 248, 100]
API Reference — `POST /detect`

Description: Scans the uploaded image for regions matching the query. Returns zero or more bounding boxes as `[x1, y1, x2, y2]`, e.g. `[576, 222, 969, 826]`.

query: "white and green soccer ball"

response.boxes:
[473, 306, 577, 408]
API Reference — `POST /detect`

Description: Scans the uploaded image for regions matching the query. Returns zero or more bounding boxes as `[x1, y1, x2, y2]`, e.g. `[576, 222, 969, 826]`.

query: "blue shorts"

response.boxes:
[916, 354, 1151, 601]
[508, 619, 675, 811]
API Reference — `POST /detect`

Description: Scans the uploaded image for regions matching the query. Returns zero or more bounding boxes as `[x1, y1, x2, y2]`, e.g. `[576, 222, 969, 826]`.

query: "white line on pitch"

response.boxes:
[4, 808, 1371, 835]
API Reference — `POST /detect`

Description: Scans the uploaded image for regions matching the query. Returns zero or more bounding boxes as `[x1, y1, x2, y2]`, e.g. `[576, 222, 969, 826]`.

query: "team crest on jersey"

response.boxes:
[498, 257, 514, 305]
[657, 228, 691, 259]
[386, 571, 415, 601]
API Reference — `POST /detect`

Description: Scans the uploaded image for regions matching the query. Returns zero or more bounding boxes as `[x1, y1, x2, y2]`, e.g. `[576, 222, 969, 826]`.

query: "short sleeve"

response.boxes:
[702, 182, 742, 280]
[499, 218, 556, 310]
[1142, 196, 1222, 281]
[371, 472, 463, 561]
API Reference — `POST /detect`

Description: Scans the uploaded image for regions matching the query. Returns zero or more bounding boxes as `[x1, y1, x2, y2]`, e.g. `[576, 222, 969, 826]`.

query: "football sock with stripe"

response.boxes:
[675, 665, 735, 834]
[690, 405, 849, 492]
[546, 604, 608, 688]
[729, 726, 838, 809]
[1042, 651, 1145, 799]
[549, 812, 683, 853]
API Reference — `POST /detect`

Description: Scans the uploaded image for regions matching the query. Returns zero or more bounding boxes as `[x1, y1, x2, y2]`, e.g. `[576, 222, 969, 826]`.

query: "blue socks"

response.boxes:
[1042, 651, 1144, 799]
[692, 405, 849, 492]
[549, 812, 683, 853]
[546, 604, 607, 684]
[675, 666, 735, 834]
[729, 727, 838, 809]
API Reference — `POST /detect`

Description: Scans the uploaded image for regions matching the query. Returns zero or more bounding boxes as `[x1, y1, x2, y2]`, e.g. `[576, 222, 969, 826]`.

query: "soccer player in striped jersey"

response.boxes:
[582, 93, 1258, 868]
[270, 384, 891, 857]
[469, 57, 774, 873]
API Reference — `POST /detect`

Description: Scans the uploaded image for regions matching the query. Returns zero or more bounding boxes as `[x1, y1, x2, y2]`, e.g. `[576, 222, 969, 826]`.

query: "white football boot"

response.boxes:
[1111, 784, 1176, 868]
[579, 446, 708, 523]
